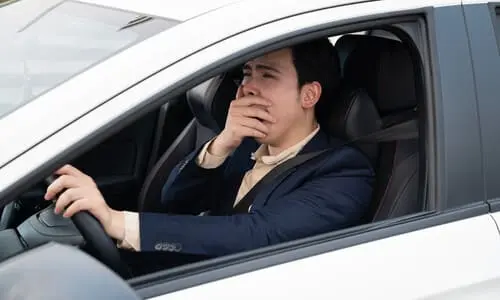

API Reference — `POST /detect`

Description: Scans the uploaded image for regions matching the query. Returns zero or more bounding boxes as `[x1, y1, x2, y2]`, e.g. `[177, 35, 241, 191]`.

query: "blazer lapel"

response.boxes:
[220, 130, 343, 214]
[246, 130, 335, 210]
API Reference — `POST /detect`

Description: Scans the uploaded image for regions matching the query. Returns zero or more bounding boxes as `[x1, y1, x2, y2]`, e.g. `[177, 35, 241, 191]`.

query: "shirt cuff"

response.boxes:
[195, 138, 229, 169]
[116, 211, 141, 251]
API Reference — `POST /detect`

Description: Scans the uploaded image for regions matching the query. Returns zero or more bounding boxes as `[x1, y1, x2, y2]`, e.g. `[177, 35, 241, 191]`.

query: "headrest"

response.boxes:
[186, 71, 239, 132]
[326, 86, 382, 164]
[337, 34, 417, 115]
[327, 87, 382, 142]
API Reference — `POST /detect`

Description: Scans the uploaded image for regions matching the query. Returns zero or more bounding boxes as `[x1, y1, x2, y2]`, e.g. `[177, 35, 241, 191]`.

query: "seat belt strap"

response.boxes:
[232, 119, 418, 214]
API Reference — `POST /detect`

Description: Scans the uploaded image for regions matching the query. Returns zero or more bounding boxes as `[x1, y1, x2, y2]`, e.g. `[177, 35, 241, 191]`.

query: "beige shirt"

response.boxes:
[118, 126, 320, 251]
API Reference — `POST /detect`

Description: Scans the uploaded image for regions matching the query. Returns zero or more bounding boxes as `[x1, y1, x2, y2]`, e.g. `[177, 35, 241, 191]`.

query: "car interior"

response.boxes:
[138, 31, 422, 221]
[0, 27, 425, 278]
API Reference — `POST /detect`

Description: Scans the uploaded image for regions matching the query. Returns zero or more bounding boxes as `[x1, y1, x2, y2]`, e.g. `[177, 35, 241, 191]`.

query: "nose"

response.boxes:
[241, 79, 259, 96]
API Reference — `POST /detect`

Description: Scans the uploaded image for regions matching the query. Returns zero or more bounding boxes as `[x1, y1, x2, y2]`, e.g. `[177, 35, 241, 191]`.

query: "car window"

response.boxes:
[0, 0, 177, 119]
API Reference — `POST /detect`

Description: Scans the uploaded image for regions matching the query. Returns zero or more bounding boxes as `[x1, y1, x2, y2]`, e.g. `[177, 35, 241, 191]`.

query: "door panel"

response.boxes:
[151, 214, 500, 300]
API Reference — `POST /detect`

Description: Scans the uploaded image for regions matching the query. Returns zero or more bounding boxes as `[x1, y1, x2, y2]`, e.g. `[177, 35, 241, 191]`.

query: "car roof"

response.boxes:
[77, 0, 370, 22]
[79, 0, 243, 21]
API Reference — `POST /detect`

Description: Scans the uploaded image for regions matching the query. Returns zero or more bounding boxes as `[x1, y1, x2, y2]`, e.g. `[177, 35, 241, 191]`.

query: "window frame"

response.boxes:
[128, 6, 482, 296]
[124, 9, 479, 298]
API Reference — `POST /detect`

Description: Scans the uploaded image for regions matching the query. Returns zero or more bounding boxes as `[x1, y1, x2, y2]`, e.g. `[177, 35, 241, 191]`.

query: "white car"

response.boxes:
[0, 0, 500, 299]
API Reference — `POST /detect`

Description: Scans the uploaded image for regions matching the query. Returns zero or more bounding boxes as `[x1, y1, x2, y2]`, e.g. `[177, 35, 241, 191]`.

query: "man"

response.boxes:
[44, 38, 374, 257]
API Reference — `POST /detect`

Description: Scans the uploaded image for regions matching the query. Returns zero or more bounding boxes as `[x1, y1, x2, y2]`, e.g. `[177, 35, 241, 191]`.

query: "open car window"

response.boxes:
[0, 0, 177, 120]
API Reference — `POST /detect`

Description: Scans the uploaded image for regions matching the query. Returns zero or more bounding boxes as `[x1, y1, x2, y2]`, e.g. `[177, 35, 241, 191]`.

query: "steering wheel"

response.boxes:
[44, 176, 129, 277]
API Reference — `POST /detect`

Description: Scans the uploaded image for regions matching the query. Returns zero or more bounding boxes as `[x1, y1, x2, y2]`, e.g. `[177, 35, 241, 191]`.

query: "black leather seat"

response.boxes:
[336, 34, 421, 221]
[328, 87, 382, 164]
[137, 71, 239, 212]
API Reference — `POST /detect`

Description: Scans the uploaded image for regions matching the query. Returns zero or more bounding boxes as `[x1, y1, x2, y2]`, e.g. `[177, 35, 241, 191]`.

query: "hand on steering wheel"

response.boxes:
[44, 165, 123, 239]
[44, 167, 128, 277]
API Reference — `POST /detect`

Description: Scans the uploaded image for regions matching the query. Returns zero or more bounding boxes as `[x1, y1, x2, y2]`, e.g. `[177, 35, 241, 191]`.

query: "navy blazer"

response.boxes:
[139, 130, 375, 256]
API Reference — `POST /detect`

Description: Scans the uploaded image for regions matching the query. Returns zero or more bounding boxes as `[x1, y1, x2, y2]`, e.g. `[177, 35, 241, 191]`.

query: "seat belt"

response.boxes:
[232, 119, 418, 214]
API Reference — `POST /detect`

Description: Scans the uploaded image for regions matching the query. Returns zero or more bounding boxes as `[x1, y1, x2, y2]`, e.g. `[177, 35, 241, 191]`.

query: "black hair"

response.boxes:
[290, 38, 341, 124]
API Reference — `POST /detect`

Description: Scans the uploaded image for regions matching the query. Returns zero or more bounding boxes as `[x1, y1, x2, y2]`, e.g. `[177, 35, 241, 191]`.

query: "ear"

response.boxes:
[300, 81, 322, 109]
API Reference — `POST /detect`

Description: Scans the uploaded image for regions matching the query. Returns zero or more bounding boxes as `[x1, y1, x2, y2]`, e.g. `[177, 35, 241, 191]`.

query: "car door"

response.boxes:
[130, 1, 500, 299]
[148, 213, 500, 300]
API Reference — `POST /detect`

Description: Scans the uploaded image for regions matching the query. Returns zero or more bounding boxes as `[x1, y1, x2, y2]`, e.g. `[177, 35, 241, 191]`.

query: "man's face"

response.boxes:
[240, 48, 306, 146]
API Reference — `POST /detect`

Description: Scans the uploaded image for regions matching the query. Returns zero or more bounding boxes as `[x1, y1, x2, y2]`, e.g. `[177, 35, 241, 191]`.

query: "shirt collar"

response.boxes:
[251, 125, 321, 165]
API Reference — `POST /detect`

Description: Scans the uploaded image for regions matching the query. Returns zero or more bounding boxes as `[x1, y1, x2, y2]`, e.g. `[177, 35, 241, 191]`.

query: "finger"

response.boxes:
[235, 124, 267, 139]
[234, 116, 269, 135]
[232, 96, 272, 108]
[63, 198, 91, 218]
[54, 164, 86, 178]
[54, 188, 82, 214]
[235, 85, 244, 99]
[45, 175, 81, 200]
[239, 107, 276, 123]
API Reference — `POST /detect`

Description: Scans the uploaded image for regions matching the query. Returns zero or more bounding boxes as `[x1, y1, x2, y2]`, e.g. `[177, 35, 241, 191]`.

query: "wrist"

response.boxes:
[209, 134, 237, 157]
[106, 209, 125, 241]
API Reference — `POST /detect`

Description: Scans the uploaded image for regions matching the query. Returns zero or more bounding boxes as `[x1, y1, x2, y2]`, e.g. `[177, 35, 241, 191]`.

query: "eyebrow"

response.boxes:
[243, 63, 282, 74]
